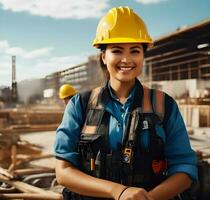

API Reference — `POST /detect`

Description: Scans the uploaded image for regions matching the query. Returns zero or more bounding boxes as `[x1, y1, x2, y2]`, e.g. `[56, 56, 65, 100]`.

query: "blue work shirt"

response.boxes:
[54, 82, 198, 181]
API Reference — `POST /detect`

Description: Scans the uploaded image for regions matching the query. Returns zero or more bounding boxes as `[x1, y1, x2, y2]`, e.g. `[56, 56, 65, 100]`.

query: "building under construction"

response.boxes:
[144, 19, 210, 81]
[44, 55, 104, 99]
[142, 19, 210, 128]
[143, 19, 210, 99]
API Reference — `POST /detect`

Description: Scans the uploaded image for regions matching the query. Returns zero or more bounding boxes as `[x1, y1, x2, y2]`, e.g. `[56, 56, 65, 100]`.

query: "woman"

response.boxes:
[54, 7, 197, 200]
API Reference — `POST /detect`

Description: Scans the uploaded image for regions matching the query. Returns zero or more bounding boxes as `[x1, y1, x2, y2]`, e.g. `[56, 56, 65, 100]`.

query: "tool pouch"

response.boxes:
[78, 134, 103, 176]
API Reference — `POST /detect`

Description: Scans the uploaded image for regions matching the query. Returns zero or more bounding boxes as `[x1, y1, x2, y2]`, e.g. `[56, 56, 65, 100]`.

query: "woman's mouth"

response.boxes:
[117, 66, 134, 72]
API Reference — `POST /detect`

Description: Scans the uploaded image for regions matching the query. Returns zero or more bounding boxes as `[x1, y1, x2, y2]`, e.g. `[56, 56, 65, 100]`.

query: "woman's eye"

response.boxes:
[131, 50, 141, 54]
[111, 50, 122, 54]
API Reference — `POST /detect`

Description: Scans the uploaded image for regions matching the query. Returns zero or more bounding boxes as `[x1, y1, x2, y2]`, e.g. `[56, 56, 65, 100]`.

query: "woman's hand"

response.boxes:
[118, 187, 154, 200]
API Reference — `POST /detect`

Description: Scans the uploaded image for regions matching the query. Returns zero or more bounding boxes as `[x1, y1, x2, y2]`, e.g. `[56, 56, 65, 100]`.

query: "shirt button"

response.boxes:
[117, 122, 121, 128]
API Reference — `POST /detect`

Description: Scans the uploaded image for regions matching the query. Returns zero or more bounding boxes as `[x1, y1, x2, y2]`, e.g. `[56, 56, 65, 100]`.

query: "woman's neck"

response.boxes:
[110, 78, 135, 103]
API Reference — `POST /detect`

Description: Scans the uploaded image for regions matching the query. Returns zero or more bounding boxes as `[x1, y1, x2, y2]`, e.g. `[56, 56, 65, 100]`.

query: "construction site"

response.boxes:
[0, 18, 210, 200]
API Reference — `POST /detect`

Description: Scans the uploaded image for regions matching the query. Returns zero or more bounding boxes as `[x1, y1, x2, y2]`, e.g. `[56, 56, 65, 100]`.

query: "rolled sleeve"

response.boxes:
[168, 164, 198, 181]
[164, 99, 198, 181]
[54, 94, 84, 167]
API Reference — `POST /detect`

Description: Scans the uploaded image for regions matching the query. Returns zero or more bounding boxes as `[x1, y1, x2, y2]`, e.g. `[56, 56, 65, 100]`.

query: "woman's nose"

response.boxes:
[121, 57, 127, 62]
[121, 55, 131, 63]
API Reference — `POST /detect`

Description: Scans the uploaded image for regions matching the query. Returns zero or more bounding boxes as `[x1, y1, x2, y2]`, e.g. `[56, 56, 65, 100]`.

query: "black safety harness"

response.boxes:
[61, 82, 198, 200]
[64, 82, 166, 199]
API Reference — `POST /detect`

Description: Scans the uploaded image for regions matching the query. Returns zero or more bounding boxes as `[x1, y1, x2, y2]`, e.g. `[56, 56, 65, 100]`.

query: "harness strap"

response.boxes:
[143, 86, 165, 120]
[128, 108, 141, 141]
[82, 87, 102, 135]
[124, 86, 166, 150]
[142, 86, 152, 113]
[152, 89, 165, 121]
[88, 87, 102, 109]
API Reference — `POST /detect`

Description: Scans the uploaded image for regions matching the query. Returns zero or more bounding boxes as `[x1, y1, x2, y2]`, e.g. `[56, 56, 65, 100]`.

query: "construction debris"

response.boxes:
[0, 133, 42, 169]
[0, 131, 62, 200]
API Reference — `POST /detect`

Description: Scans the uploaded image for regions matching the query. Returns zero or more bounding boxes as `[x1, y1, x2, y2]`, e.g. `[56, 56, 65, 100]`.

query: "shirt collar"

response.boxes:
[107, 80, 137, 104]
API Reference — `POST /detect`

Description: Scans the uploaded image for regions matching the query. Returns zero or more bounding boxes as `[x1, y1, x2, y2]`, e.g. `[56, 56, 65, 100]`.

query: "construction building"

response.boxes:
[141, 18, 210, 128]
[44, 55, 105, 99]
[143, 19, 210, 99]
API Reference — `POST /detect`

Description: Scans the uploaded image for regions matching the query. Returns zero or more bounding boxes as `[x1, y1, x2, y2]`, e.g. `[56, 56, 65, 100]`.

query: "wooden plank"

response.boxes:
[0, 193, 62, 200]
[16, 154, 53, 167]
[145, 48, 187, 61]
[0, 167, 13, 179]
[151, 56, 207, 70]
[0, 175, 61, 198]
[14, 168, 54, 176]
[8, 145, 17, 173]
[199, 63, 210, 68]
[11, 181, 60, 196]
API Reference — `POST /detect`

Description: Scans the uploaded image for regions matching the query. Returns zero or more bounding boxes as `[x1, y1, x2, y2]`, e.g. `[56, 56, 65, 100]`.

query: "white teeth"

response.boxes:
[119, 67, 133, 71]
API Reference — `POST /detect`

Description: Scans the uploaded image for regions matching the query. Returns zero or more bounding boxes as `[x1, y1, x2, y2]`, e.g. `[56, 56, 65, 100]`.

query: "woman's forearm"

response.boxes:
[55, 159, 125, 199]
[56, 160, 192, 200]
[149, 173, 192, 200]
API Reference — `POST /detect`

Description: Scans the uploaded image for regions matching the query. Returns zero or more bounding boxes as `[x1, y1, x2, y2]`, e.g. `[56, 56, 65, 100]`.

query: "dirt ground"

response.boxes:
[20, 131, 56, 168]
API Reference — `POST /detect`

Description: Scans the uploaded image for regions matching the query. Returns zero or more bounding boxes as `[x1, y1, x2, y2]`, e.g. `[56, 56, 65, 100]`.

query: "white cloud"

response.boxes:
[0, 40, 53, 59]
[6, 47, 26, 57]
[135, 0, 168, 4]
[0, 40, 9, 49]
[24, 47, 54, 59]
[35, 55, 87, 76]
[0, 40, 88, 86]
[0, 0, 110, 19]
[49, 55, 86, 65]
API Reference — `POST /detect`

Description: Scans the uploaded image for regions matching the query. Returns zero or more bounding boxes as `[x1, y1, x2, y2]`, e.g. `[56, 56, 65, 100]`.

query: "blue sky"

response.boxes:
[0, 0, 210, 87]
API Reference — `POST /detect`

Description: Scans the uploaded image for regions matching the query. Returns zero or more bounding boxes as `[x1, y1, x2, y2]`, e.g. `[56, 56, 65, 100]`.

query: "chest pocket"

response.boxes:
[133, 113, 165, 157]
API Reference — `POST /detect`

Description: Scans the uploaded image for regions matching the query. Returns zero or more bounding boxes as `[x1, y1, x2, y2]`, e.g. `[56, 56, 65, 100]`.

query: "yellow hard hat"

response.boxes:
[59, 84, 77, 99]
[93, 6, 153, 48]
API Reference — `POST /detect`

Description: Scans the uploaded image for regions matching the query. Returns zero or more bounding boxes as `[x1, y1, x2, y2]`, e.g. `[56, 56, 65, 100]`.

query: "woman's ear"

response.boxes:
[101, 52, 106, 65]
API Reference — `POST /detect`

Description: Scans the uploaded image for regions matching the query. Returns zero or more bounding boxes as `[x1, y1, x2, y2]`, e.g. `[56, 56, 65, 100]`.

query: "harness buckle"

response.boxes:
[142, 120, 149, 130]
[123, 147, 133, 164]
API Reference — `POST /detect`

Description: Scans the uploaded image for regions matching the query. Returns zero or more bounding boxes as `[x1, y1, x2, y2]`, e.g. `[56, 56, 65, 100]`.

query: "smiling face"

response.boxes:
[101, 43, 144, 85]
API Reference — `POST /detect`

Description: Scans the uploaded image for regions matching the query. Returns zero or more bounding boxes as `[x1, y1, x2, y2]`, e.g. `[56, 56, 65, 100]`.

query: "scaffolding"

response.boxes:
[144, 19, 210, 81]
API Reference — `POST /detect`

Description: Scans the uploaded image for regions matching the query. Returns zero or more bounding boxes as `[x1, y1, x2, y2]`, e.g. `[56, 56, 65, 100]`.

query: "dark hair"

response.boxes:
[99, 44, 107, 51]
[99, 43, 147, 53]
[99, 44, 109, 79]
[142, 44, 147, 52]
[99, 53, 110, 80]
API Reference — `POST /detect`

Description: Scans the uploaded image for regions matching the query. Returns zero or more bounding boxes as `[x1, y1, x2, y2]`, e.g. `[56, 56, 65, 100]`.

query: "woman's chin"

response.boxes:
[115, 76, 136, 83]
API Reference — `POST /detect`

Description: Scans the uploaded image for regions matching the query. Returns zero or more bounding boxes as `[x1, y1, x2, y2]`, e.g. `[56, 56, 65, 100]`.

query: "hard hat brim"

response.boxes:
[93, 37, 153, 48]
